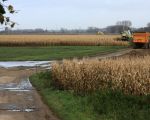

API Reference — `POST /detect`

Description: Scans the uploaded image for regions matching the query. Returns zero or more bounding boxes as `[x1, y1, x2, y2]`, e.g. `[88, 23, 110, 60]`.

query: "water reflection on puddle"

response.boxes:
[0, 103, 38, 112]
[0, 78, 33, 91]
[8, 108, 35, 112]
[0, 78, 39, 112]
[0, 61, 52, 69]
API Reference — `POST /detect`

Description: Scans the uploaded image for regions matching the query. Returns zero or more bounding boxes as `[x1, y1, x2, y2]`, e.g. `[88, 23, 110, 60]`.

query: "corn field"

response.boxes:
[0, 35, 128, 46]
[52, 57, 150, 95]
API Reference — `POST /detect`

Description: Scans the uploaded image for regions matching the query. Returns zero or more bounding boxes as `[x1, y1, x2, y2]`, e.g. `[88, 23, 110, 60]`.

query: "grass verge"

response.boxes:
[30, 71, 150, 120]
[0, 46, 126, 61]
[30, 71, 98, 120]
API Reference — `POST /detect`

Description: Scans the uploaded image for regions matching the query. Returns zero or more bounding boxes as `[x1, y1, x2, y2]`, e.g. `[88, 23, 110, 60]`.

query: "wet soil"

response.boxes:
[0, 48, 149, 120]
[88, 48, 133, 60]
[122, 49, 150, 57]
[0, 68, 59, 120]
[91, 48, 150, 60]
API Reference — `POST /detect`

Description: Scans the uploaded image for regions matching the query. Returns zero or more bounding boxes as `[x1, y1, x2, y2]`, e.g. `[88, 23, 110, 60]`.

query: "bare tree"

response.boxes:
[116, 20, 132, 31]
[147, 23, 150, 27]
[116, 20, 132, 27]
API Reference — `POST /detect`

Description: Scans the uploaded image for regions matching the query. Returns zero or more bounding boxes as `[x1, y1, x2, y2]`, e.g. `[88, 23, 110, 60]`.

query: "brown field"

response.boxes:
[0, 35, 128, 46]
[52, 56, 150, 95]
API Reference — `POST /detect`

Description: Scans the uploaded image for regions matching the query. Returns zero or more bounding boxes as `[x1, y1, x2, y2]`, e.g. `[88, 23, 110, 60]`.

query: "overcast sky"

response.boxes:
[6, 0, 150, 29]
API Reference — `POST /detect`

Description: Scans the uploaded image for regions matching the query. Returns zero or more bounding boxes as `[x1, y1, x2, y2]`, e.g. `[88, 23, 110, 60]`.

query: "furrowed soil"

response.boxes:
[0, 68, 59, 120]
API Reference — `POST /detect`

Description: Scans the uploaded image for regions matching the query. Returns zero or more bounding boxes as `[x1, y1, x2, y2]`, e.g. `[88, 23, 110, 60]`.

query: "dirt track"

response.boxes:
[0, 68, 59, 120]
[121, 49, 150, 57]
[90, 48, 150, 60]
[0, 48, 149, 120]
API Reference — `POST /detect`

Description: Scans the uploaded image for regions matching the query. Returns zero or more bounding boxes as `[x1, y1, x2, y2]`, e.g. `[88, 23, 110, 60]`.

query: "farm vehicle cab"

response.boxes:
[121, 30, 132, 41]
[120, 31, 150, 49]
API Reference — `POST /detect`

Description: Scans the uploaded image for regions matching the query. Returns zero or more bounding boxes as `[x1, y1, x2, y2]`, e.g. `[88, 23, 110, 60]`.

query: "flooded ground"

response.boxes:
[0, 78, 33, 92]
[0, 61, 53, 69]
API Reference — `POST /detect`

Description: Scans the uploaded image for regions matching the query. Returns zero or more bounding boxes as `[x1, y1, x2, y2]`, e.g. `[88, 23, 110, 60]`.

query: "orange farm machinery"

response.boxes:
[132, 32, 150, 49]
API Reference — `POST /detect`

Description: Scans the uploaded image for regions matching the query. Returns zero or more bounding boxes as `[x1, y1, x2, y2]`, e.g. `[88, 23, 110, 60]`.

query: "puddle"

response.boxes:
[0, 61, 53, 69]
[0, 78, 33, 92]
[0, 78, 39, 113]
[0, 103, 38, 112]
[9, 109, 35, 112]
[25, 96, 34, 101]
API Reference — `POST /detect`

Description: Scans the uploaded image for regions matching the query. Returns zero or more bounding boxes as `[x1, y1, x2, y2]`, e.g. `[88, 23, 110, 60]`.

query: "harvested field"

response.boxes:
[0, 35, 128, 46]
[52, 54, 150, 95]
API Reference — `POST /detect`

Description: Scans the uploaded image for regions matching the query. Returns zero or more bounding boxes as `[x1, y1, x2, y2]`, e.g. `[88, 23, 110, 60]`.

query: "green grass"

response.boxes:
[30, 71, 150, 120]
[30, 71, 99, 120]
[0, 46, 126, 61]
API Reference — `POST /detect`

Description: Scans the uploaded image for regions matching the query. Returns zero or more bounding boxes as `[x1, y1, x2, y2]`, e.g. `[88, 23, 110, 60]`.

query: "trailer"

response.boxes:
[132, 32, 150, 49]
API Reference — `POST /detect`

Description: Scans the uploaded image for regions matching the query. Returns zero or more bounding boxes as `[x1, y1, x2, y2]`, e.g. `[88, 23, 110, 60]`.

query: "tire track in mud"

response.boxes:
[89, 48, 150, 60]
[88, 48, 133, 60]
[0, 48, 146, 120]
[0, 68, 59, 120]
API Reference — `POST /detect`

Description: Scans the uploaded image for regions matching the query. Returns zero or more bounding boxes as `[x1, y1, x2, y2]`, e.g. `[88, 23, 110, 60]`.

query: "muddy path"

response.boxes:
[0, 68, 59, 120]
[88, 48, 133, 60]
[0, 48, 148, 120]
[89, 48, 150, 60]
[120, 49, 150, 57]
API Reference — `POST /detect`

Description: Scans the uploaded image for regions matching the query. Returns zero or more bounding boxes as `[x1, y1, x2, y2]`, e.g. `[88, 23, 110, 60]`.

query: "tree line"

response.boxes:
[1, 1, 150, 34]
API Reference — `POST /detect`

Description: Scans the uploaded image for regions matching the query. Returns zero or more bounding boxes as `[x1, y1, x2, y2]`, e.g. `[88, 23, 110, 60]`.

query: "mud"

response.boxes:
[88, 48, 133, 60]
[0, 61, 52, 69]
[0, 78, 33, 92]
[91, 48, 150, 60]
[0, 68, 59, 120]
[121, 49, 150, 57]
[0, 49, 149, 120]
